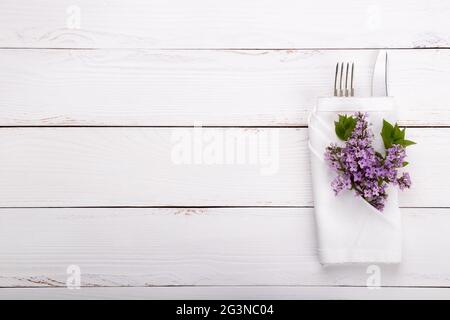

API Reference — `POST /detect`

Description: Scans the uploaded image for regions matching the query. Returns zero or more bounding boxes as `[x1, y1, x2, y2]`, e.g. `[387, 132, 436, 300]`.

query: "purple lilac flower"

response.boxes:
[396, 172, 412, 190]
[324, 112, 411, 211]
[331, 174, 352, 195]
[385, 144, 406, 169]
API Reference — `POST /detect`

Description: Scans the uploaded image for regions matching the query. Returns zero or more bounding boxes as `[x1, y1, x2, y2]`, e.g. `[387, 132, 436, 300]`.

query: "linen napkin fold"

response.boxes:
[308, 97, 402, 264]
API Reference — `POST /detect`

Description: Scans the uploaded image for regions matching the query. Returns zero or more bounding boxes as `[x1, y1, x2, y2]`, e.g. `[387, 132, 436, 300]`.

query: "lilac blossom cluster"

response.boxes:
[324, 112, 411, 211]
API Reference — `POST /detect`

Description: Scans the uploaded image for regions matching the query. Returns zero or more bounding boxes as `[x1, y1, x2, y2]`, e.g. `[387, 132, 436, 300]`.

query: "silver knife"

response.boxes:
[372, 50, 389, 96]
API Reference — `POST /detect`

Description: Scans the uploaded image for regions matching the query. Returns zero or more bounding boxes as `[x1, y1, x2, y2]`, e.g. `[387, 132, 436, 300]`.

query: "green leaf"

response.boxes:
[393, 124, 403, 140]
[334, 114, 356, 141]
[400, 128, 406, 139]
[401, 139, 416, 147]
[380, 119, 416, 149]
[381, 119, 394, 149]
[402, 161, 409, 167]
[344, 127, 353, 139]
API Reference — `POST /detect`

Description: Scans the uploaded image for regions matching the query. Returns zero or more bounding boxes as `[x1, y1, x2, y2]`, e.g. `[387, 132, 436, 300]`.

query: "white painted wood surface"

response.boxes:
[0, 0, 449, 49]
[0, 0, 449, 299]
[0, 128, 443, 207]
[3, 287, 450, 300]
[0, 49, 449, 126]
[0, 208, 449, 288]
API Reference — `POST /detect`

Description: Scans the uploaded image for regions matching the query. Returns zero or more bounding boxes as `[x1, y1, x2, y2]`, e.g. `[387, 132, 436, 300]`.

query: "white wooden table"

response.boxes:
[0, 0, 450, 299]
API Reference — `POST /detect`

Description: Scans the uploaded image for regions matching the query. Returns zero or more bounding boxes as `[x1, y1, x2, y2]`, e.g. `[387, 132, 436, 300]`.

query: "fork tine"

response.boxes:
[339, 62, 344, 96]
[345, 62, 349, 97]
[334, 63, 339, 96]
[350, 62, 354, 96]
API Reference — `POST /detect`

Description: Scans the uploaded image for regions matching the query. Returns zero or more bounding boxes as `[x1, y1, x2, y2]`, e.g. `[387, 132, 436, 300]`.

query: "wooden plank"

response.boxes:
[0, 0, 449, 49]
[0, 208, 450, 287]
[0, 128, 443, 207]
[0, 49, 449, 126]
[2, 286, 450, 300]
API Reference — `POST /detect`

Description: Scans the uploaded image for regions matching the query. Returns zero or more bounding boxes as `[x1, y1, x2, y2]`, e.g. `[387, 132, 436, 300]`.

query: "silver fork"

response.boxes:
[334, 62, 354, 97]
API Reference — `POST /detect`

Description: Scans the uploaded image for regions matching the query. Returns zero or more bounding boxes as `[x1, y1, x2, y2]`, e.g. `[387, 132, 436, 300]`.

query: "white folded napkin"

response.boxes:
[308, 97, 402, 264]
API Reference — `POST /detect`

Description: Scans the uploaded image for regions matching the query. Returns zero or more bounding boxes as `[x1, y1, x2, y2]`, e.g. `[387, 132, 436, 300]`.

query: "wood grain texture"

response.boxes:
[1, 0, 448, 297]
[0, 128, 443, 207]
[1, 207, 449, 287]
[2, 287, 450, 300]
[0, 49, 449, 126]
[0, 0, 449, 49]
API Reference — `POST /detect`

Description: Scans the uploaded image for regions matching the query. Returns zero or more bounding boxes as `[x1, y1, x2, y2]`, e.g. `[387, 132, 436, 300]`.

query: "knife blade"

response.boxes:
[372, 50, 389, 96]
